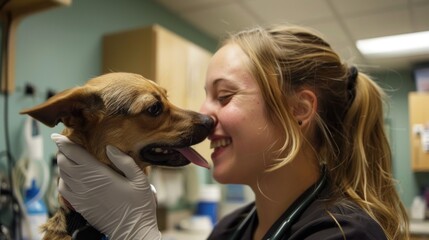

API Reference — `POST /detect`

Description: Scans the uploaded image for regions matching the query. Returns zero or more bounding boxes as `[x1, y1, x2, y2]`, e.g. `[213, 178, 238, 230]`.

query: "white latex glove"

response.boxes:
[51, 133, 161, 240]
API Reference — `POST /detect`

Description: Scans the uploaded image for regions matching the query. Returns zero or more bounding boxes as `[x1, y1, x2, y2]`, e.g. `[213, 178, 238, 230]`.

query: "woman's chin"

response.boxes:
[212, 167, 242, 184]
[212, 170, 228, 183]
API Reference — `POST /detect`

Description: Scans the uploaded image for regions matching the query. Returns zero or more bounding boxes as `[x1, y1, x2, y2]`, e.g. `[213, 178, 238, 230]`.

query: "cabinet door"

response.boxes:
[102, 27, 156, 79]
[409, 92, 429, 171]
[155, 26, 188, 108]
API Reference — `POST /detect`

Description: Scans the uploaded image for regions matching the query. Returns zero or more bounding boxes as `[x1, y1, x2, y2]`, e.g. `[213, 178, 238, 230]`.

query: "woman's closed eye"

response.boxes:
[217, 94, 233, 104]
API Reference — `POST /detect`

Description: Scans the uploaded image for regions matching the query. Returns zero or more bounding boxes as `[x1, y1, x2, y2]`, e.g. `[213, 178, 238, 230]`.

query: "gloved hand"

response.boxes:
[51, 133, 161, 240]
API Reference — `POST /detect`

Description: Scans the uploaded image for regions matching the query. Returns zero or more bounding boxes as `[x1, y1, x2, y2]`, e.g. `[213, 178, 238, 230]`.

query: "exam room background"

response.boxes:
[0, 0, 427, 217]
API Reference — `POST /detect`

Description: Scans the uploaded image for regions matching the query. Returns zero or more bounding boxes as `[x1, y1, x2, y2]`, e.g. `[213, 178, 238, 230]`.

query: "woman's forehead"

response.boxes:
[206, 44, 255, 87]
[211, 44, 249, 69]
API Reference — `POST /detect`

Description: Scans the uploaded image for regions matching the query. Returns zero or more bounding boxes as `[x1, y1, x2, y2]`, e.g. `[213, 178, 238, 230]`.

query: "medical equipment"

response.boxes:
[229, 167, 327, 240]
[12, 116, 50, 239]
[23, 179, 48, 240]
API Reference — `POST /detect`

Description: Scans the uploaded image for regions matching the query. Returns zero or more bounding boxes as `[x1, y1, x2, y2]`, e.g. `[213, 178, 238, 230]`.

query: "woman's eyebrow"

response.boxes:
[213, 78, 227, 87]
[205, 78, 227, 92]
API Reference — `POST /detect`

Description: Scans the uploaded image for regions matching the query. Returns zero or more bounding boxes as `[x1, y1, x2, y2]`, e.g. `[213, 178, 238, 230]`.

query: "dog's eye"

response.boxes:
[147, 101, 163, 116]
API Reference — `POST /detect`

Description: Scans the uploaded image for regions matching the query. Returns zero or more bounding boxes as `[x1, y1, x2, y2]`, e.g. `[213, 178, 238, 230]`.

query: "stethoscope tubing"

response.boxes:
[267, 168, 327, 239]
[230, 167, 327, 240]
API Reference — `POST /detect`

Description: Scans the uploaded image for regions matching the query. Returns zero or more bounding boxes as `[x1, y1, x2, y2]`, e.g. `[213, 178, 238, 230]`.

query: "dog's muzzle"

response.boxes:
[140, 114, 214, 168]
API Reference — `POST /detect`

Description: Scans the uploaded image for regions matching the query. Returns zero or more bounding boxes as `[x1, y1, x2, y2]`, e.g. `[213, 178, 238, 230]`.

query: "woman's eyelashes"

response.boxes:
[217, 93, 234, 105]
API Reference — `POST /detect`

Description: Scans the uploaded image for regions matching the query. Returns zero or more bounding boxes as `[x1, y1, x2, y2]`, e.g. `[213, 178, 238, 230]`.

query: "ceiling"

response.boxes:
[154, 0, 429, 71]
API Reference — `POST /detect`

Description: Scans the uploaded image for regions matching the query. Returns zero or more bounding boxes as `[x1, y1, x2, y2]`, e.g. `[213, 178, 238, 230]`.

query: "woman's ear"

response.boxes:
[292, 89, 317, 126]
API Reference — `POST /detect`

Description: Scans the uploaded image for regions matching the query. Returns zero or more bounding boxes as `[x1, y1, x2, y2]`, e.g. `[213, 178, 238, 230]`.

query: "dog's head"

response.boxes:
[20, 72, 214, 170]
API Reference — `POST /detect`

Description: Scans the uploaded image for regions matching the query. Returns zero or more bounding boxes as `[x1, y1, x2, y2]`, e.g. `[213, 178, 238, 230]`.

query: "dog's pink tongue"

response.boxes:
[175, 147, 210, 169]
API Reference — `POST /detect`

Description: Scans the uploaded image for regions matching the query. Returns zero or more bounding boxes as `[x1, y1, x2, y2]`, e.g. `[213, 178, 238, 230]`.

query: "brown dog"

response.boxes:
[20, 72, 214, 240]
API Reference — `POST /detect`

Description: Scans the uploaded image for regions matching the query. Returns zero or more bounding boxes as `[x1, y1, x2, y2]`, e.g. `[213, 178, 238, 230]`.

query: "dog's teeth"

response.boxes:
[151, 147, 173, 154]
[154, 148, 163, 153]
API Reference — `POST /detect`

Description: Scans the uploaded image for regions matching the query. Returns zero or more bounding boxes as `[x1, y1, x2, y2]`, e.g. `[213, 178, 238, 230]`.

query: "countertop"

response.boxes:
[410, 220, 429, 235]
[162, 230, 210, 240]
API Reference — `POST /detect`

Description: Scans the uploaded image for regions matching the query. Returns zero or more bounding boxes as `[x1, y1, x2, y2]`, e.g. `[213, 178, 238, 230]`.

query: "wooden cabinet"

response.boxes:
[102, 24, 213, 164]
[409, 92, 429, 171]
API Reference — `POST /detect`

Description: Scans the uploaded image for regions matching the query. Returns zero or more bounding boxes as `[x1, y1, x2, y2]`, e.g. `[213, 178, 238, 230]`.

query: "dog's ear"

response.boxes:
[20, 86, 103, 130]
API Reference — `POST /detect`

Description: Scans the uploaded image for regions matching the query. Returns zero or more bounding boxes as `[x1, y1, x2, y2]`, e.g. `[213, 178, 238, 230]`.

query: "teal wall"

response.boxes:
[0, 0, 426, 227]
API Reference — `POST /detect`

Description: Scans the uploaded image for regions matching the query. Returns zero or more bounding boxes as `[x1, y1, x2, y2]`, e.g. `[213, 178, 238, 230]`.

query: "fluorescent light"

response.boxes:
[356, 31, 429, 57]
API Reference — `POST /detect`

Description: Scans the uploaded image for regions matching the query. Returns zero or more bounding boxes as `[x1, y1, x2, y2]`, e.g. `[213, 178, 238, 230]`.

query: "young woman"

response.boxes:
[53, 24, 409, 239]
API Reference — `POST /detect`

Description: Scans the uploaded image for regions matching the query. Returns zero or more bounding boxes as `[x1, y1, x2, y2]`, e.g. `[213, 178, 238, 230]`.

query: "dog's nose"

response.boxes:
[189, 114, 215, 145]
[200, 114, 215, 132]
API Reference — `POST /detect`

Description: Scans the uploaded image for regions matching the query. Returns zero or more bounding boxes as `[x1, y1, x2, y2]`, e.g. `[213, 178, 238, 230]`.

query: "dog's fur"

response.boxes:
[20, 72, 213, 240]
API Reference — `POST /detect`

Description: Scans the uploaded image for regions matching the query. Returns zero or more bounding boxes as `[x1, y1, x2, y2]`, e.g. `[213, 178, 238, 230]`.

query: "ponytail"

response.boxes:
[335, 72, 409, 240]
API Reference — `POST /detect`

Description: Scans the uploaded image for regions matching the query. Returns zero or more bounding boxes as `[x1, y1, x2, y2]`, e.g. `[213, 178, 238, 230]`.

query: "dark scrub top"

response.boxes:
[207, 183, 387, 240]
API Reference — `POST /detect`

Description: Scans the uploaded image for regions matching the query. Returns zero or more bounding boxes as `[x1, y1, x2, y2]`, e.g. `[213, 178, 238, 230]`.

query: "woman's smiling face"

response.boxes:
[201, 43, 282, 184]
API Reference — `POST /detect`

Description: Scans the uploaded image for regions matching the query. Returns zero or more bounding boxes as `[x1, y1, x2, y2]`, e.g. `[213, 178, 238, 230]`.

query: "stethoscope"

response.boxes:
[229, 166, 327, 240]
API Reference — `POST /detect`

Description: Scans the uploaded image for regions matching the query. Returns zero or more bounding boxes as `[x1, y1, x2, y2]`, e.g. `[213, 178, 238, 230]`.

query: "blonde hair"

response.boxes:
[223, 25, 409, 240]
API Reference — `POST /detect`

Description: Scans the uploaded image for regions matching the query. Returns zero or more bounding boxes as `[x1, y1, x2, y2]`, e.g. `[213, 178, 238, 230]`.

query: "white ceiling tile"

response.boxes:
[179, 2, 260, 41]
[345, 8, 413, 40]
[244, 0, 334, 24]
[411, 2, 429, 31]
[153, 0, 429, 69]
[410, 0, 429, 3]
[305, 20, 349, 44]
[154, 0, 230, 12]
[329, 0, 407, 16]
